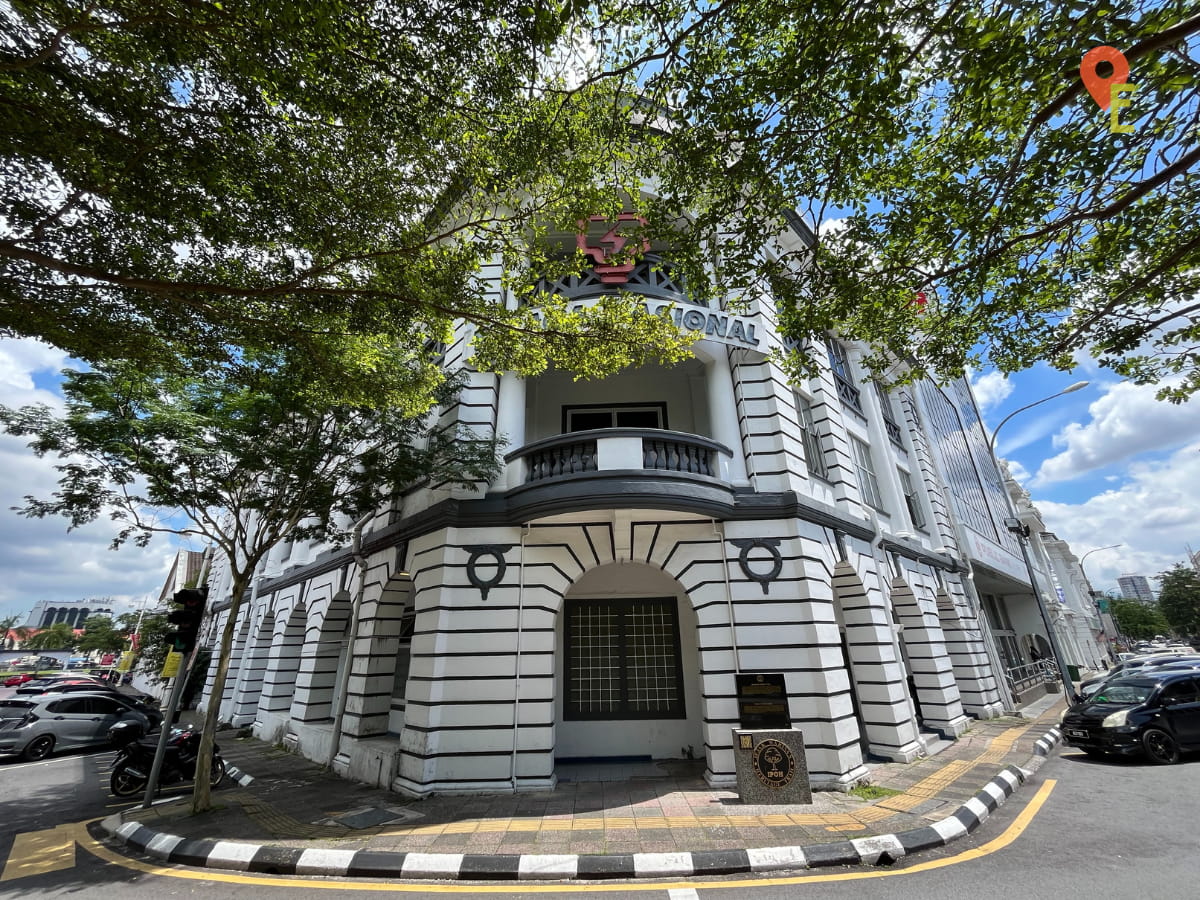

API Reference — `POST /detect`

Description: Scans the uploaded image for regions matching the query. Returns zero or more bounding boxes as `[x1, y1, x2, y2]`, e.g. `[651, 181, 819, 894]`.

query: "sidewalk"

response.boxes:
[99, 695, 1067, 881]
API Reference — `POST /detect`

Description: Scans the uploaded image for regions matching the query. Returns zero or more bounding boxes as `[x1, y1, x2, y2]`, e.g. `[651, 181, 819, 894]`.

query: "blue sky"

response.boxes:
[970, 360, 1200, 596]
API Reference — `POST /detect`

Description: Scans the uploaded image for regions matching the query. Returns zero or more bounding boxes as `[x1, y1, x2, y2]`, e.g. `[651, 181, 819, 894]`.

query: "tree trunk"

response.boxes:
[191, 568, 251, 814]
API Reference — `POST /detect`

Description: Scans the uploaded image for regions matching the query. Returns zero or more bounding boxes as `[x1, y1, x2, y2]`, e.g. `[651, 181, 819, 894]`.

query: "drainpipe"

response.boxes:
[329, 510, 375, 767]
[510, 524, 529, 791]
[714, 520, 740, 673]
[730, 350, 757, 492]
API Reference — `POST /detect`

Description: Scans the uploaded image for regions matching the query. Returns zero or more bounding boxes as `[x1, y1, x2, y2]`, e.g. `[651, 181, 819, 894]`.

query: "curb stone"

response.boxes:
[99, 726, 1064, 881]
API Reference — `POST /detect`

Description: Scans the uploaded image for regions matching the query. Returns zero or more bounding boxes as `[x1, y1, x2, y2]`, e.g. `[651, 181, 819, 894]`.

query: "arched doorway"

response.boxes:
[554, 562, 704, 768]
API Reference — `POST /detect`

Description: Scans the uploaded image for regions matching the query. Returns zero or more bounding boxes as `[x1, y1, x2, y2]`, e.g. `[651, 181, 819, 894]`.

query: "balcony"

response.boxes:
[506, 428, 733, 486]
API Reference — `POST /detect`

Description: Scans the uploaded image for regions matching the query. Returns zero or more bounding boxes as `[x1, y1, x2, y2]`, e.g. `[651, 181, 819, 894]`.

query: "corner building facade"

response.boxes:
[199, 219, 1006, 796]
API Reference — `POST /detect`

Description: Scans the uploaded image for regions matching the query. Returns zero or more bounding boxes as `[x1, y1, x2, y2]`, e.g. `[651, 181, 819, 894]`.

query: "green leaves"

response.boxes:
[1, 1, 1197, 402]
[0, 356, 500, 556]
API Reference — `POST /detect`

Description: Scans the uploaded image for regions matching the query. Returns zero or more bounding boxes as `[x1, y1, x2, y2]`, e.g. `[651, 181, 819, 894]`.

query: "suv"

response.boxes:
[0, 693, 151, 761]
[1062, 669, 1200, 764]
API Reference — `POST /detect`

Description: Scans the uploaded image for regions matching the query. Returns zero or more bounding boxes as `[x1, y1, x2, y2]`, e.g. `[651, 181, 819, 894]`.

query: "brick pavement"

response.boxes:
[99, 693, 1067, 880]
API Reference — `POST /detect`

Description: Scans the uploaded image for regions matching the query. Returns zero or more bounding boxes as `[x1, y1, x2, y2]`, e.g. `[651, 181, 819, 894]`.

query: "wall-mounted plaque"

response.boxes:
[736, 672, 791, 729]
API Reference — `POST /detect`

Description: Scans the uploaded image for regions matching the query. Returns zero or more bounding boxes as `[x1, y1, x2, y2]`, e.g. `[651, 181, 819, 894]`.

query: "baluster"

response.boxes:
[667, 441, 680, 471]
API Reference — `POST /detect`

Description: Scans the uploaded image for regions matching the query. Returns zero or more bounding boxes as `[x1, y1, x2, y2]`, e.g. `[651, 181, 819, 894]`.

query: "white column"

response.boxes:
[496, 373, 528, 490]
[704, 348, 748, 484]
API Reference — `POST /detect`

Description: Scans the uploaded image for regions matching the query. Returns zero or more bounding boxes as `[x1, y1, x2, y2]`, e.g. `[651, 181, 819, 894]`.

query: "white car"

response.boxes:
[0, 693, 150, 761]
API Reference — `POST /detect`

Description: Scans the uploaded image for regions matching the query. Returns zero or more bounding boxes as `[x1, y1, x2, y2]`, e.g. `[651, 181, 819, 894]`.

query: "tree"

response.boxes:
[1157, 564, 1200, 638]
[21, 621, 76, 651]
[114, 610, 172, 683]
[6, 3, 1198, 404]
[615, 1, 1200, 399]
[75, 614, 127, 654]
[0, 357, 499, 812]
[0, 0, 694, 402]
[1110, 598, 1172, 641]
[0, 615, 19, 649]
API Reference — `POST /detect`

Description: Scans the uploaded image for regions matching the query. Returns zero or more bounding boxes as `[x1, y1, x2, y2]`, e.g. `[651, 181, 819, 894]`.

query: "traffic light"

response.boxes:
[165, 587, 207, 654]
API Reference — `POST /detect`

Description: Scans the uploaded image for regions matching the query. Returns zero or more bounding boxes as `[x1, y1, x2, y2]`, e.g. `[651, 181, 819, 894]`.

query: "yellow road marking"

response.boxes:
[72, 780, 1058, 891]
[0, 825, 76, 882]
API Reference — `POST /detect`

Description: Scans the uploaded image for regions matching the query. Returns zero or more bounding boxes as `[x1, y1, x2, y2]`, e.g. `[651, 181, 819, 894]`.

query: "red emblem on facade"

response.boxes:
[577, 214, 650, 284]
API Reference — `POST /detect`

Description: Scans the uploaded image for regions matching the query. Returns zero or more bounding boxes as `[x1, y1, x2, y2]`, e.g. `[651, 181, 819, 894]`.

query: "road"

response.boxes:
[1, 746, 1198, 898]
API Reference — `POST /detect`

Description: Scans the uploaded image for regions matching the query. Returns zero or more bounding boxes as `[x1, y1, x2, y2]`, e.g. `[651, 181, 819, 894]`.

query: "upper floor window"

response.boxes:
[850, 437, 885, 510]
[874, 381, 905, 447]
[795, 394, 830, 480]
[564, 403, 666, 432]
[898, 468, 927, 531]
[825, 339, 864, 417]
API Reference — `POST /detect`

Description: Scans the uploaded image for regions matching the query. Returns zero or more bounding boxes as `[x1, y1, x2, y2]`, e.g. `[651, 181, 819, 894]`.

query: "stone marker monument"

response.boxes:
[731, 672, 812, 804]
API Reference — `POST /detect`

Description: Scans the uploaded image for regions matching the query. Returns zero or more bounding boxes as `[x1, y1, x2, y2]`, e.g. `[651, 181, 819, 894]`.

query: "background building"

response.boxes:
[1117, 574, 1156, 605]
[22, 598, 113, 629]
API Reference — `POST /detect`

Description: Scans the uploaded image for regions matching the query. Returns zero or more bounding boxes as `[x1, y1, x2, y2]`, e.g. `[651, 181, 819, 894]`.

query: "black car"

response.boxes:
[1075, 654, 1200, 700]
[1061, 670, 1200, 764]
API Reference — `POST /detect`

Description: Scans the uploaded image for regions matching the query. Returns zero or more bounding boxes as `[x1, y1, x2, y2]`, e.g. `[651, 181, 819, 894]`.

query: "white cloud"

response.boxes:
[1034, 440, 1200, 594]
[0, 339, 177, 623]
[1033, 379, 1200, 485]
[968, 368, 1013, 413]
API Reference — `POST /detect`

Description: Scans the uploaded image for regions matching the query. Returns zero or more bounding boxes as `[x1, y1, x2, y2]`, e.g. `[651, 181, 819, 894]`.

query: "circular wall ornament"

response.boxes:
[465, 544, 513, 601]
[730, 538, 783, 595]
[751, 738, 796, 789]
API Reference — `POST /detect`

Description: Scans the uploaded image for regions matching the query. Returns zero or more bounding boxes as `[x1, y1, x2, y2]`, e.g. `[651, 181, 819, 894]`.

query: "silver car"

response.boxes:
[0, 693, 150, 761]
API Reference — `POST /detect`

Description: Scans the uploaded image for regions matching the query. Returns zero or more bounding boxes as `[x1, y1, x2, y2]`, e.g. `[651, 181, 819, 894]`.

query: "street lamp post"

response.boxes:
[987, 380, 1088, 703]
[987, 381, 1088, 457]
[1080, 543, 1123, 651]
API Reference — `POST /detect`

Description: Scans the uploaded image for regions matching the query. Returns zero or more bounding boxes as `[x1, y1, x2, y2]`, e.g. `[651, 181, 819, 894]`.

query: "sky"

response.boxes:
[971, 360, 1200, 597]
[0, 338, 183, 624]
[1, 333, 1198, 624]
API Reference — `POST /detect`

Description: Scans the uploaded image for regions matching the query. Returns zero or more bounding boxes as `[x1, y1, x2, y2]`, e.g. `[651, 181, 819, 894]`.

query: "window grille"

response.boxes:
[565, 597, 684, 720]
[825, 339, 864, 416]
[874, 381, 904, 446]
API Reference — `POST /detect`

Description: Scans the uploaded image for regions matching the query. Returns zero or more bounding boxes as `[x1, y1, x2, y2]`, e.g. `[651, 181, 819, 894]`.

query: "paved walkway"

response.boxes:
[99, 694, 1067, 881]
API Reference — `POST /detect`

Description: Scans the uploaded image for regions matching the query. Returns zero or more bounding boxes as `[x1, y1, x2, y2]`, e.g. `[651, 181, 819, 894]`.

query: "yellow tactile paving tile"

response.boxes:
[973, 725, 1031, 762]
[321, 717, 1050, 845]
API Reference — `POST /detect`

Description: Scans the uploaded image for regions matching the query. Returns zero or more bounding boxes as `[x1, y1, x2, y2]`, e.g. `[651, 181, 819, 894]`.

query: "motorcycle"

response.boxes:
[109, 722, 226, 798]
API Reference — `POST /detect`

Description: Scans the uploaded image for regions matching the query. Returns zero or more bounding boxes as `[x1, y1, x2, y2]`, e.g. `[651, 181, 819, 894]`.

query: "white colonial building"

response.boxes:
[197, 215, 1030, 797]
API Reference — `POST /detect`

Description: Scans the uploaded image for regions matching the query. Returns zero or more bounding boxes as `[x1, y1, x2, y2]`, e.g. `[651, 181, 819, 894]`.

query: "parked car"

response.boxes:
[3, 673, 35, 687]
[14, 676, 106, 695]
[1061, 670, 1200, 764]
[0, 693, 151, 761]
[20, 682, 163, 730]
[1076, 654, 1200, 699]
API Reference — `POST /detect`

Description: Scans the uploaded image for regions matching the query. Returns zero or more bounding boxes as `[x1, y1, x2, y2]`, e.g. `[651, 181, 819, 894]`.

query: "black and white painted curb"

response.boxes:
[224, 764, 255, 788]
[99, 729, 1063, 881]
